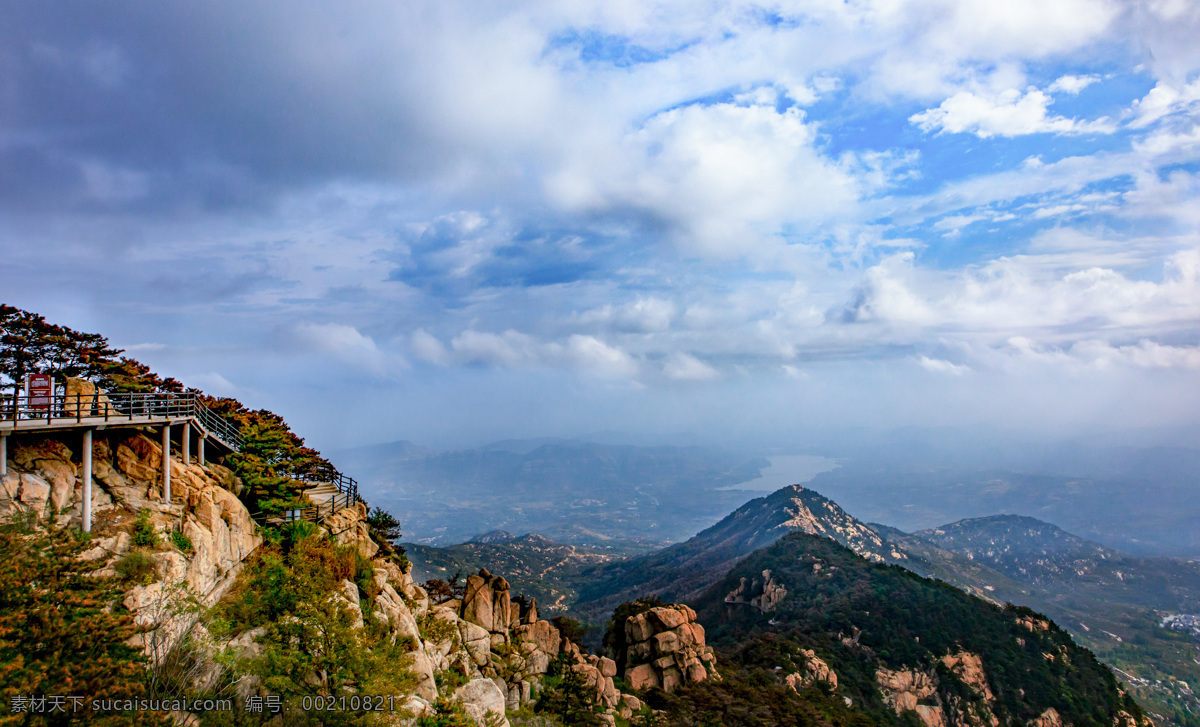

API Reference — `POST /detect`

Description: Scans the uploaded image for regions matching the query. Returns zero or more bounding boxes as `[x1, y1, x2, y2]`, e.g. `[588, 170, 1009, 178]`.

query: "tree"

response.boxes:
[0, 304, 124, 395]
[0, 514, 166, 726]
[534, 654, 604, 727]
[366, 508, 402, 542]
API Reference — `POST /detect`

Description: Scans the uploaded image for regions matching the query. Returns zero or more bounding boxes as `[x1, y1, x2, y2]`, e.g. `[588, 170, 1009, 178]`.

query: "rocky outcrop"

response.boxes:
[875, 654, 1010, 727]
[620, 604, 718, 693]
[452, 679, 509, 727]
[461, 568, 514, 637]
[322, 502, 378, 558]
[786, 649, 837, 691]
[1032, 708, 1063, 727]
[725, 568, 787, 612]
[942, 652, 999, 726]
[876, 666, 941, 717]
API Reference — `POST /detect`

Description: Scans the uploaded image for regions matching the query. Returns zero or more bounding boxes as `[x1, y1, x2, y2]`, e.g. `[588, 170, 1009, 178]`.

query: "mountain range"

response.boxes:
[404, 484, 1200, 723]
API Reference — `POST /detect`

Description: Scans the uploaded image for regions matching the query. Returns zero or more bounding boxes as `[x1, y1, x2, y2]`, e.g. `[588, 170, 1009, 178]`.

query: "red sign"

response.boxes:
[26, 374, 52, 409]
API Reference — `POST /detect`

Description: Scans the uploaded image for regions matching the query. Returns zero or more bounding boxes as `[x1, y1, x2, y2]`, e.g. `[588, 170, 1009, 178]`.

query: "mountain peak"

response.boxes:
[573, 485, 903, 620]
[469, 530, 517, 544]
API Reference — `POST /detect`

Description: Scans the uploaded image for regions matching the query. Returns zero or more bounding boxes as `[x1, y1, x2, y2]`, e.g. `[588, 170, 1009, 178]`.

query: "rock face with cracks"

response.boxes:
[619, 604, 719, 693]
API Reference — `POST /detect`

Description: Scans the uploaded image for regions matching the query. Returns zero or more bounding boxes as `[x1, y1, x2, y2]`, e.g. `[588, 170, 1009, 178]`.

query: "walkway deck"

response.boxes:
[2, 387, 364, 532]
[1, 390, 242, 452]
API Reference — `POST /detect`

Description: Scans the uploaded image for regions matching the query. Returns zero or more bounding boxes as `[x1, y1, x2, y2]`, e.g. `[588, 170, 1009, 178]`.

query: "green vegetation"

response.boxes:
[115, 550, 159, 585]
[0, 514, 166, 726]
[532, 653, 604, 726]
[668, 531, 1147, 727]
[202, 529, 414, 725]
[131, 509, 159, 547]
[169, 529, 194, 554]
[414, 698, 476, 727]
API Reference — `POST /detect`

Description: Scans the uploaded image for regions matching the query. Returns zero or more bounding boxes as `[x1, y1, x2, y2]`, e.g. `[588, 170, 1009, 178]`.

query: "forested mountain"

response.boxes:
[571, 485, 899, 621]
[646, 531, 1148, 726]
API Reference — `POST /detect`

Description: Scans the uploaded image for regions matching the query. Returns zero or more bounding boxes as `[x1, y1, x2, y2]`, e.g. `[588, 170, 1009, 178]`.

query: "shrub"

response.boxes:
[415, 698, 476, 727]
[279, 519, 320, 552]
[132, 509, 158, 547]
[551, 616, 589, 649]
[0, 515, 163, 725]
[170, 529, 193, 553]
[366, 507, 402, 541]
[534, 653, 604, 726]
[117, 550, 159, 585]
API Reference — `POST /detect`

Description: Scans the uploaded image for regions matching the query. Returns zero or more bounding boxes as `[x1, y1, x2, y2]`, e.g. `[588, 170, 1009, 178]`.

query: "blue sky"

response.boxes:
[2, 0, 1199, 451]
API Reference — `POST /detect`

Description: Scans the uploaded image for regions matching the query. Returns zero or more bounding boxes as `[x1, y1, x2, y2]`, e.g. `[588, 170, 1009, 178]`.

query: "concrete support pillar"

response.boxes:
[182, 423, 191, 465]
[162, 424, 171, 503]
[198, 435, 205, 466]
[0, 433, 7, 477]
[82, 429, 93, 533]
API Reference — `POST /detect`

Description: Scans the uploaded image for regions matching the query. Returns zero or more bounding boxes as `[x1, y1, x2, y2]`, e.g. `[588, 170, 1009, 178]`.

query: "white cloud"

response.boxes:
[575, 298, 676, 332]
[663, 353, 719, 381]
[1129, 79, 1200, 128]
[548, 94, 862, 257]
[187, 372, 239, 396]
[450, 329, 539, 367]
[1048, 74, 1100, 94]
[293, 322, 388, 373]
[564, 334, 640, 379]
[440, 329, 641, 379]
[411, 328, 451, 365]
[918, 356, 969, 375]
[123, 342, 168, 353]
[910, 88, 1115, 138]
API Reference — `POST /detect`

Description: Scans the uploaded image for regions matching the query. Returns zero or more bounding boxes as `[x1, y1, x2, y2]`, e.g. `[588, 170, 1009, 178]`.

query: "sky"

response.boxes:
[2, 0, 1199, 453]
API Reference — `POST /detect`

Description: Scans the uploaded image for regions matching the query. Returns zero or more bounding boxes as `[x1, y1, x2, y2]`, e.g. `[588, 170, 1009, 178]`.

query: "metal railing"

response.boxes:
[1, 390, 243, 452]
[291, 470, 360, 505]
[264, 489, 362, 528]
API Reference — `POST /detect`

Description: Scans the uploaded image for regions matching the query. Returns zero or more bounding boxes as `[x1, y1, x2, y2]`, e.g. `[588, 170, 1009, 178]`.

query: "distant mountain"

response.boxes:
[798, 450, 1200, 557]
[404, 533, 638, 613]
[668, 531, 1149, 726]
[571, 485, 901, 621]
[917, 515, 1128, 586]
[335, 438, 767, 545]
[883, 514, 1200, 721]
[470, 530, 517, 543]
[912, 514, 1200, 612]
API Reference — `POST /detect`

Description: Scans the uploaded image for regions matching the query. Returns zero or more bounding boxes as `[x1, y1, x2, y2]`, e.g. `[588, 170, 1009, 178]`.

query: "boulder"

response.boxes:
[514, 620, 560, 656]
[411, 649, 439, 702]
[661, 666, 684, 693]
[372, 570, 422, 648]
[648, 607, 687, 630]
[599, 656, 617, 678]
[618, 601, 718, 693]
[459, 621, 492, 667]
[627, 664, 659, 691]
[19, 472, 51, 506]
[462, 574, 494, 631]
[337, 579, 364, 630]
[653, 630, 679, 655]
[626, 613, 654, 643]
[452, 678, 509, 727]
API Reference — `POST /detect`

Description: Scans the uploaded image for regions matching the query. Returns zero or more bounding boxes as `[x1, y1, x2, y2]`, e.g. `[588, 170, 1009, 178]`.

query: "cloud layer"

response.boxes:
[2, 0, 1199, 448]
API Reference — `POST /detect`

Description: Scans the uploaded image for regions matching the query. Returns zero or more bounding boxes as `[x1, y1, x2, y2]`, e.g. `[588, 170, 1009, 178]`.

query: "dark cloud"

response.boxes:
[1, 2, 458, 213]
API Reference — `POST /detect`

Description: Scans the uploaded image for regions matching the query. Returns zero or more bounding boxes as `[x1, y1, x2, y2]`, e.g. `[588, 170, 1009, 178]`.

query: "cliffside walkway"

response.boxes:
[252, 470, 364, 528]
[1, 390, 246, 533]
[1, 387, 364, 532]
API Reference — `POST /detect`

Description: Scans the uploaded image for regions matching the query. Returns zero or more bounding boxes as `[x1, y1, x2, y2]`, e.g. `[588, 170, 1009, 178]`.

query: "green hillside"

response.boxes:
[648, 531, 1148, 726]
